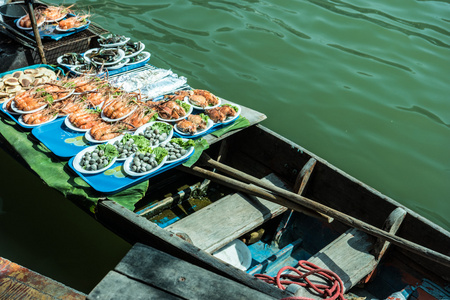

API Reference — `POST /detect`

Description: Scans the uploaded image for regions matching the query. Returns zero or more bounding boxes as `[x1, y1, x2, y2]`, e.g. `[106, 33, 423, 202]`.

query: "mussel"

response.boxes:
[61, 53, 86, 65]
[88, 48, 120, 64]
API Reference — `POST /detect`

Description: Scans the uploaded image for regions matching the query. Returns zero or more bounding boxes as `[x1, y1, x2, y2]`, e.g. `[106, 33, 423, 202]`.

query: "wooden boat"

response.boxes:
[93, 124, 450, 299]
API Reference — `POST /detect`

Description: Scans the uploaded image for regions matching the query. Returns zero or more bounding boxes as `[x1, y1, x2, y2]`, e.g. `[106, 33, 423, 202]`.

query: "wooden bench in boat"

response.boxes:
[88, 243, 276, 300]
[166, 173, 289, 253]
[287, 208, 407, 298]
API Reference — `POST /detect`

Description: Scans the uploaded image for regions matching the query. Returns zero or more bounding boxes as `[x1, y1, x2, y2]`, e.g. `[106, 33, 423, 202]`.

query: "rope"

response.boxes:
[254, 260, 346, 300]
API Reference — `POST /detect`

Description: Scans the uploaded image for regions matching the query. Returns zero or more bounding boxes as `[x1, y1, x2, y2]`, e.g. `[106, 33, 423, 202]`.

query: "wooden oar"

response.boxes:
[177, 159, 450, 268]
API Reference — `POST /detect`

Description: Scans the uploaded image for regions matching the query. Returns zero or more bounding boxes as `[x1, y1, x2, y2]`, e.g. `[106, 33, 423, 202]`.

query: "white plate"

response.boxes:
[53, 89, 75, 102]
[2, 98, 20, 115]
[174, 118, 214, 137]
[101, 105, 137, 122]
[123, 153, 167, 177]
[16, 16, 45, 30]
[72, 145, 117, 174]
[162, 139, 194, 164]
[106, 58, 130, 70]
[122, 42, 145, 59]
[44, 14, 67, 23]
[64, 115, 92, 132]
[157, 101, 193, 122]
[10, 99, 47, 114]
[206, 104, 241, 125]
[56, 54, 86, 68]
[69, 64, 106, 77]
[98, 37, 130, 48]
[17, 113, 57, 127]
[134, 121, 174, 147]
[188, 96, 221, 111]
[125, 51, 151, 66]
[85, 129, 124, 144]
[84, 48, 125, 66]
[55, 19, 90, 32]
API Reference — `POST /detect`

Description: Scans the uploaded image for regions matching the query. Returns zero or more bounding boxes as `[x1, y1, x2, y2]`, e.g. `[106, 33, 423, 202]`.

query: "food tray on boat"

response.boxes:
[17, 14, 90, 41]
[31, 117, 90, 158]
[68, 149, 195, 194]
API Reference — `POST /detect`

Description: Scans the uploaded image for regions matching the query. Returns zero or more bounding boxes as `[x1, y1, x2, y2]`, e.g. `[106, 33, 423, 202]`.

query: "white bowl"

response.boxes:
[10, 99, 47, 114]
[2, 98, 20, 115]
[18, 113, 57, 127]
[98, 37, 130, 48]
[56, 54, 87, 68]
[55, 18, 90, 32]
[157, 100, 193, 122]
[16, 15, 45, 30]
[72, 145, 117, 174]
[174, 118, 214, 137]
[123, 42, 145, 59]
[64, 115, 91, 132]
[125, 51, 151, 66]
[106, 58, 130, 70]
[134, 121, 174, 146]
[85, 129, 124, 144]
[187, 96, 221, 111]
[161, 138, 194, 164]
[206, 104, 241, 125]
[101, 105, 137, 122]
[84, 48, 125, 66]
[123, 153, 167, 177]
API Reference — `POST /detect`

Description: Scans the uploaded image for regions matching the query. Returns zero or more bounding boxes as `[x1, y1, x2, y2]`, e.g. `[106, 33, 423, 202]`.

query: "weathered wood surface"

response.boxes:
[167, 174, 288, 253]
[288, 228, 377, 298]
[96, 200, 289, 299]
[88, 243, 276, 300]
[88, 271, 182, 300]
[0, 257, 86, 300]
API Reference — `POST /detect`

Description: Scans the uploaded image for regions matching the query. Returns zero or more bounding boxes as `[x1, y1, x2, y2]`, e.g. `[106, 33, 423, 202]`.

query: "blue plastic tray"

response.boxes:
[32, 117, 90, 158]
[16, 14, 90, 41]
[68, 151, 194, 194]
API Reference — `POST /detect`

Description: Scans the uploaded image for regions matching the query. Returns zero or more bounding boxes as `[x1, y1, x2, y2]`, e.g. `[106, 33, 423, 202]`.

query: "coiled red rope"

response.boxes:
[254, 260, 346, 300]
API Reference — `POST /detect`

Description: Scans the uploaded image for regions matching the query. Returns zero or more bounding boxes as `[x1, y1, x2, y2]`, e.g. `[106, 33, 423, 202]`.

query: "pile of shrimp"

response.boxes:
[21, 108, 58, 125]
[101, 93, 140, 120]
[58, 14, 89, 29]
[19, 8, 45, 28]
[42, 5, 74, 22]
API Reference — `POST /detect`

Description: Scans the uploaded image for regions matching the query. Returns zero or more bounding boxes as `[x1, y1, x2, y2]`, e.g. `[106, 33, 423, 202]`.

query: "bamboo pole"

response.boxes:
[25, 0, 47, 64]
[178, 163, 450, 268]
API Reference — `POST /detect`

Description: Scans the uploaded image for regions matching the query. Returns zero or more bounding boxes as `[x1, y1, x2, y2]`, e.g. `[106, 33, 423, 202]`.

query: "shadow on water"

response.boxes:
[397, 105, 450, 128]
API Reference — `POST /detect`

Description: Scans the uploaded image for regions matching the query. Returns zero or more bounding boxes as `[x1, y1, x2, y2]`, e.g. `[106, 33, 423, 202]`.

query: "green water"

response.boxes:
[1, 0, 449, 293]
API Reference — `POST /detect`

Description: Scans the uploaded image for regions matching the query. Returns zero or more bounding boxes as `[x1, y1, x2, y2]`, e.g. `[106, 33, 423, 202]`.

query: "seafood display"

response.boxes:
[58, 53, 86, 67]
[175, 114, 209, 134]
[98, 34, 130, 47]
[156, 99, 191, 121]
[0, 68, 57, 102]
[57, 14, 90, 30]
[17, 9, 45, 29]
[123, 147, 168, 176]
[85, 48, 124, 65]
[135, 122, 173, 146]
[161, 138, 195, 163]
[127, 52, 151, 65]
[20, 108, 58, 126]
[120, 41, 145, 58]
[205, 104, 239, 123]
[73, 144, 118, 174]
[180, 89, 220, 109]
[42, 5, 73, 22]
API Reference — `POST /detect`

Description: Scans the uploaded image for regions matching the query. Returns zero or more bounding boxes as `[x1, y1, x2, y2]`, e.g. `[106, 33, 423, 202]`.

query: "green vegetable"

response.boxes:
[121, 133, 150, 151]
[199, 113, 209, 123]
[150, 122, 172, 134]
[170, 138, 195, 149]
[140, 146, 168, 164]
[175, 99, 190, 113]
[222, 103, 239, 113]
[97, 143, 119, 162]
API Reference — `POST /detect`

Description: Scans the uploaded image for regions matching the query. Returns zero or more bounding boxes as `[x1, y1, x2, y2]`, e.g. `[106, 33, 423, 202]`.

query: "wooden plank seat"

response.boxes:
[167, 173, 288, 253]
[287, 208, 407, 299]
